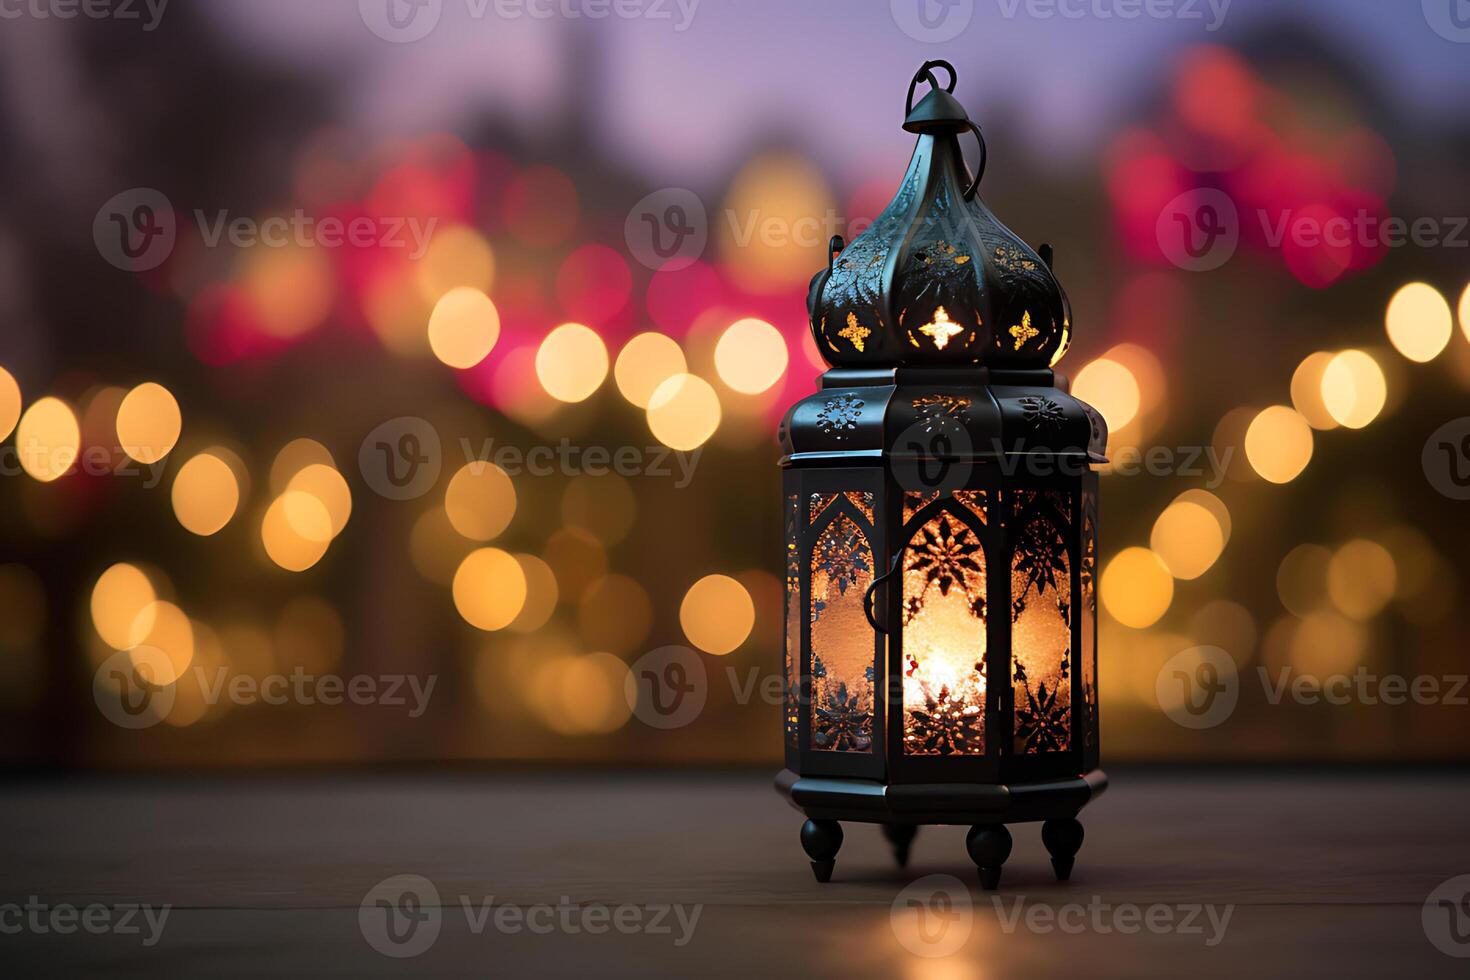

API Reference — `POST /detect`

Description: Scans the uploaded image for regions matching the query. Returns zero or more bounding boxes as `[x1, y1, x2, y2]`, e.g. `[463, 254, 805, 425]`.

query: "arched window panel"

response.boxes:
[1010, 490, 1074, 755]
[1081, 482, 1099, 755]
[809, 512, 876, 754]
[811, 491, 874, 525]
[901, 504, 988, 757]
[783, 494, 800, 751]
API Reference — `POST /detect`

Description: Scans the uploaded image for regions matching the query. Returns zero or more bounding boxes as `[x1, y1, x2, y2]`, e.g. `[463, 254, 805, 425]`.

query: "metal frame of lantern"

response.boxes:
[775, 61, 1107, 890]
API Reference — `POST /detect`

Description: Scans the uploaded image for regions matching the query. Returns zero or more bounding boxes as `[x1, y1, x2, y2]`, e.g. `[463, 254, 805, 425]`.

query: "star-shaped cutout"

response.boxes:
[838, 312, 871, 353]
[1009, 311, 1039, 350]
[919, 307, 965, 351]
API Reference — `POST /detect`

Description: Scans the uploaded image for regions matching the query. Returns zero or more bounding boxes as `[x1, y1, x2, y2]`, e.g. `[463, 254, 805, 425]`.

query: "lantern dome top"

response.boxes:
[807, 61, 1072, 369]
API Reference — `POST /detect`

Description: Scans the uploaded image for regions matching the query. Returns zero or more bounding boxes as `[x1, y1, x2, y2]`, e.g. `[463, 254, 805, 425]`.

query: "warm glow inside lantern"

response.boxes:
[775, 61, 1107, 889]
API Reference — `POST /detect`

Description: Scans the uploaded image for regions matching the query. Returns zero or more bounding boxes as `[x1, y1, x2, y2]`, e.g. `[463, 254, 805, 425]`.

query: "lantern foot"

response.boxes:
[800, 819, 844, 883]
[966, 824, 1012, 891]
[882, 824, 918, 868]
[1042, 817, 1085, 882]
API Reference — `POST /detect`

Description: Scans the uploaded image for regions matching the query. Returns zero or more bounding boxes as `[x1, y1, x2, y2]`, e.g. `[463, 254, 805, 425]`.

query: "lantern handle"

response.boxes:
[863, 553, 904, 636]
[962, 121, 988, 200]
[905, 60, 957, 117]
[828, 235, 845, 274]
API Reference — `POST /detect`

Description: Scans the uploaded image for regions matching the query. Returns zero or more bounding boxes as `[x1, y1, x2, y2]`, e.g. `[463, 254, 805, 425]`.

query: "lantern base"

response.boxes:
[775, 768, 1106, 889]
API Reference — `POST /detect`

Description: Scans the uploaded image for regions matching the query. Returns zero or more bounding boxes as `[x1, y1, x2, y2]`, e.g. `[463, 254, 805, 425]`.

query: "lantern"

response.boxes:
[776, 61, 1107, 890]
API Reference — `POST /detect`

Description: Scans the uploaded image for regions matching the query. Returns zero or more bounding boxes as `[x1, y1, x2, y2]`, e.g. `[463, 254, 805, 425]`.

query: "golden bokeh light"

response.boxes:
[1289, 351, 1339, 430]
[281, 489, 334, 544]
[718, 152, 834, 292]
[269, 438, 334, 494]
[427, 286, 501, 370]
[1460, 282, 1470, 344]
[129, 600, 195, 685]
[444, 461, 516, 541]
[1320, 349, 1386, 429]
[1384, 282, 1452, 363]
[679, 574, 754, 655]
[116, 382, 182, 465]
[262, 494, 331, 571]
[1276, 543, 1332, 616]
[287, 463, 352, 538]
[535, 322, 608, 403]
[1289, 611, 1367, 678]
[416, 225, 495, 301]
[614, 332, 686, 408]
[452, 547, 527, 631]
[1099, 547, 1174, 628]
[1326, 538, 1397, 620]
[91, 563, 157, 650]
[1244, 405, 1313, 483]
[171, 451, 241, 536]
[714, 317, 788, 395]
[239, 242, 334, 340]
[508, 553, 559, 633]
[647, 373, 721, 451]
[532, 652, 633, 735]
[16, 396, 80, 482]
[0, 365, 19, 441]
[1149, 496, 1225, 580]
[1071, 357, 1140, 431]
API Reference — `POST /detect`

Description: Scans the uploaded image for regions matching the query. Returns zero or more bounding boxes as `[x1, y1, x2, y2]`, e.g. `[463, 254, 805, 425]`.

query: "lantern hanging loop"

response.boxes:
[902, 60, 988, 201]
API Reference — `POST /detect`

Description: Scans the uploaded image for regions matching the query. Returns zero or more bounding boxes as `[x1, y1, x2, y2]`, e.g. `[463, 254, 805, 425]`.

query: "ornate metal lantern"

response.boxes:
[776, 61, 1107, 889]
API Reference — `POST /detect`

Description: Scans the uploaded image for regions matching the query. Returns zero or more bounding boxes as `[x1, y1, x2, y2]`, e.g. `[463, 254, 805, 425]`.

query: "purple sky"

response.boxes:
[202, 0, 1470, 192]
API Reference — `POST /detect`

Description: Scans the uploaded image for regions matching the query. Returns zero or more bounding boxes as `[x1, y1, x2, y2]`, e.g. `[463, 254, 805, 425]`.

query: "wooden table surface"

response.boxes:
[1, 769, 1467, 977]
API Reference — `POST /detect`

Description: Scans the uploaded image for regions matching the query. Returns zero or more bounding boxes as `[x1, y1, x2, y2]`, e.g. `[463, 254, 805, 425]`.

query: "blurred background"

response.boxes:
[0, 0, 1467, 769]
